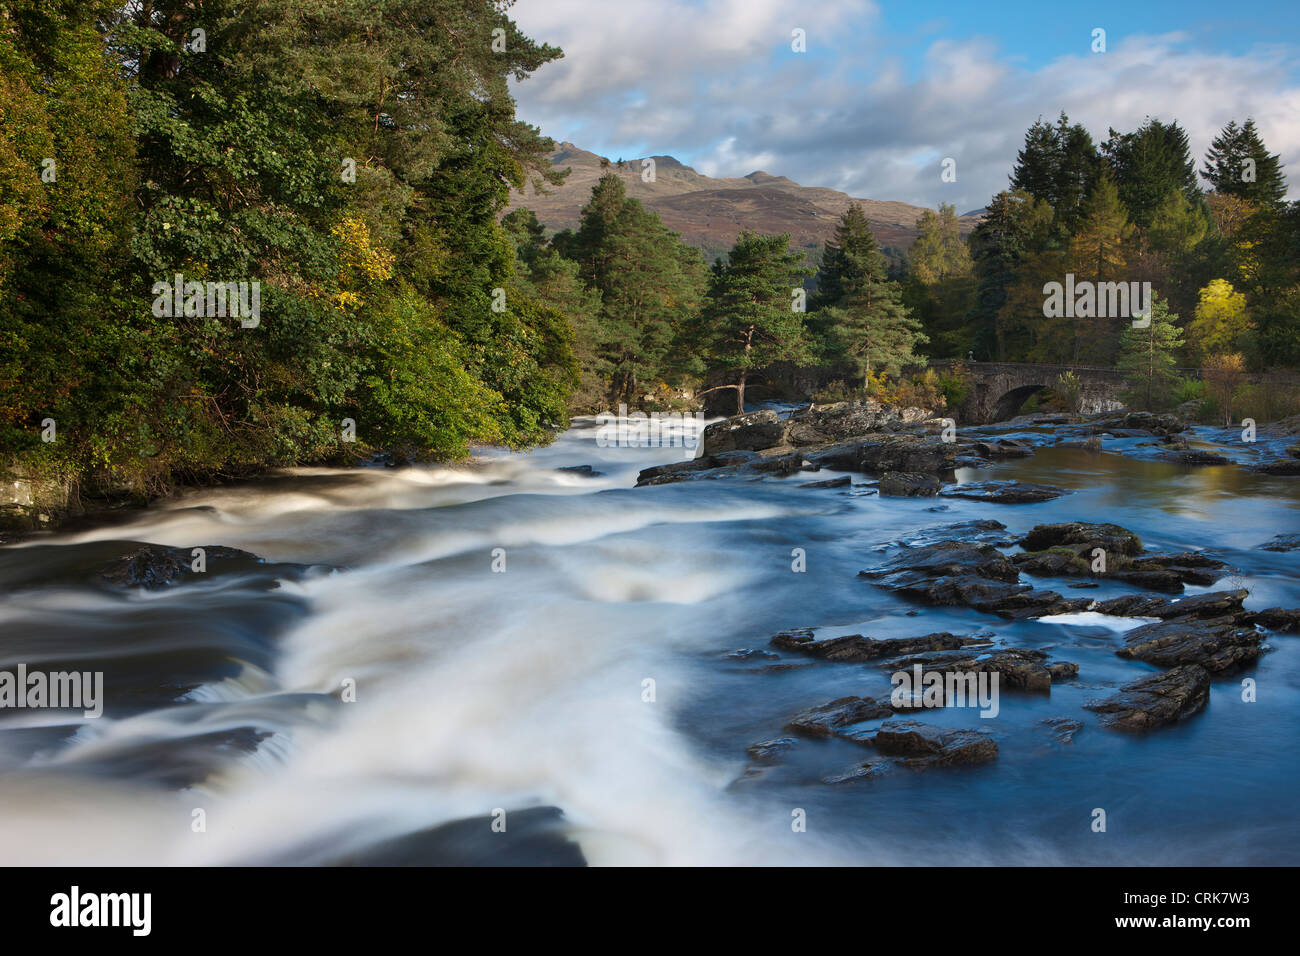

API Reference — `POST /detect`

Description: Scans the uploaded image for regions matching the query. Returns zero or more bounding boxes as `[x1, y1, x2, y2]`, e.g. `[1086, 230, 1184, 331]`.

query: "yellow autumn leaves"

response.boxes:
[328, 217, 395, 310]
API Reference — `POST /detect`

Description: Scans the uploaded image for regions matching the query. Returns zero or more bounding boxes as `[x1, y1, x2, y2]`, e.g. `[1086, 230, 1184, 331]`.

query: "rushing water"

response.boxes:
[1, 415, 1297, 865]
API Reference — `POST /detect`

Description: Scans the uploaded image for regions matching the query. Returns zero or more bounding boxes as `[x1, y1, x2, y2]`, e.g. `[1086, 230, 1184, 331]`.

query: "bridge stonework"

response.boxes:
[930, 362, 1128, 424]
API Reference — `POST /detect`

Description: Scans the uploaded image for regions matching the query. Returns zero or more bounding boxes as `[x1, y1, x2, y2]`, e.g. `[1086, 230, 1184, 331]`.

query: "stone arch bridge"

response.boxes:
[929, 362, 1130, 424]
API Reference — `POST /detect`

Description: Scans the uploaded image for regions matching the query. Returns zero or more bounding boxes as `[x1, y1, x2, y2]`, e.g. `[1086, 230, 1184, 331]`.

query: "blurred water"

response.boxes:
[0, 418, 1296, 865]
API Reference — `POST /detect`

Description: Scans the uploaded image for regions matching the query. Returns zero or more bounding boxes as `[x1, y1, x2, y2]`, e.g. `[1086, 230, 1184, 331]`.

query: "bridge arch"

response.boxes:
[990, 383, 1051, 422]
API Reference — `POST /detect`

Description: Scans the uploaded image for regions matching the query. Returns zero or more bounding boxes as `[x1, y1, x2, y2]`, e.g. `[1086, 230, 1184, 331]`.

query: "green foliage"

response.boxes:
[698, 232, 813, 413]
[1117, 298, 1185, 410]
[2, 0, 580, 503]
[1202, 119, 1288, 208]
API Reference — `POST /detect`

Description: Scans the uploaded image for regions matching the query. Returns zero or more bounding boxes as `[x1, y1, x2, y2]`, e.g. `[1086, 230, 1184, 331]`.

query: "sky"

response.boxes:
[506, 0, 1300, 212]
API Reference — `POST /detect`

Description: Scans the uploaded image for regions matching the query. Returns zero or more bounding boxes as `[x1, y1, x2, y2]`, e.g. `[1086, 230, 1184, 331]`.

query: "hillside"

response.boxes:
[507, 142, 983, 262]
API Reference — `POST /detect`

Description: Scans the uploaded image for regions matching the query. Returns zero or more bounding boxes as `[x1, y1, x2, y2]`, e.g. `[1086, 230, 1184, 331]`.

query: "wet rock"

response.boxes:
[968, 440, 1034, 459]
[1246, 607, 1300, 632]
[784, 696, 894, 738]
[799, 475, 851, 489]
[1042, 716, 1084, 744]
[1084, 665, 1210, 731]
[821, 758, 894, 784]
[100, 544, 265, 590]
[878, 471, 941, 497]
[746, 737, 800, 761]
[894, 519, 1012, 548]
[556, 464, 603, 477]
[861, 539, 1090, 617]
[1092, 411, 1187, 439]
[635, 455, 723, 485]
[862, 540, 1021, 584]
[700, 409, 786, 454]
[1117, 619, 1264, 673]
[805, 434, 955, 475]
[1258, 533, 1300, 552]
[1019, 522, 1143, 556]
[1252, 459, 1300, 475]
[872, 720, 998, 766]
[1165, 449, 1231, 466]
[329, 806, 585, 867]
[1012, 548, 1092, 577]
[1093, 589, 1248, 620]
[971, 589, 1094, 619]
[938, 481, 1067, 504]
[880, 646, 1075, 692]
[771, 628, 990, 662]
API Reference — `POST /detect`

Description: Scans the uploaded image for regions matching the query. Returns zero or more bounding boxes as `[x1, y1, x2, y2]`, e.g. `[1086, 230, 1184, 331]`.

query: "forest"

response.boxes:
[2, 1, 1297, 506]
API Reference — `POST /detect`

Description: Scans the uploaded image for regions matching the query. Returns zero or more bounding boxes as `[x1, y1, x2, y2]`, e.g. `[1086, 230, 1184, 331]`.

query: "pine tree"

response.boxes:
[700, 232, 812, 413]
[814, 206, 926, 381]
[1117, 298, 1185, 410]
[964, 189, 1053, 360]
[1102, 119, 1201, 230]
[1202, 119, 1287, 207]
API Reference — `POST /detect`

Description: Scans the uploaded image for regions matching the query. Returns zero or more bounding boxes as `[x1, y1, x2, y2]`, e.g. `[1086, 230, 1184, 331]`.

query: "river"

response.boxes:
[0, 413, 1297, 865]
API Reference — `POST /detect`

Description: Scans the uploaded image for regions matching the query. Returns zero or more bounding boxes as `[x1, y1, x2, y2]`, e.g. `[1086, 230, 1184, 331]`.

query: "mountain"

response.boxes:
[506, 142, 983, 263]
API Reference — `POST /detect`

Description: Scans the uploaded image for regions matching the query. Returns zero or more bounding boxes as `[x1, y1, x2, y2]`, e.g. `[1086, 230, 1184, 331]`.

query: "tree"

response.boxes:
[1201, 119, 1287, 208]
[964, 189, 1053, 360]
[1060, 173, 1134, 363]
[1189, 279, 1252, 360]
[1202, 353, 1247, 425]
[699, 232, 812, 413]
[908, 203, 972, 284]
[1010, 112, 1101, 234]
[1102, 119, 1201, 230]
[561, 174, 706, 404]
[1117, 298, 1185, 410]
[814, 205, 926, 379]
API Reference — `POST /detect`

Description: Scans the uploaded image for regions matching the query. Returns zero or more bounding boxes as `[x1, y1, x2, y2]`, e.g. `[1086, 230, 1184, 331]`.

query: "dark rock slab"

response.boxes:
[1084, 665, 1210, 731]
[798, 475, 851, 489]
[100, 544, 268, 590]
[938, 481, 1067, 504]
[746, 737, 800, 761]
[1117, 619, 1264, 673]
[872, 720, 998, 766]
[1019, 522, 1143, 556]
[1258, 533, 1300, 552]
[770, 628, 990, 662]
[784, 696, 894, 738]
[879, 471, 941, 497]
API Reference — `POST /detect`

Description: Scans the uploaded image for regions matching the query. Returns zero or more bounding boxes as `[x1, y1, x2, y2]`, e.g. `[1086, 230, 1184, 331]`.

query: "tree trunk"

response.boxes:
[735, 370, 747, 414]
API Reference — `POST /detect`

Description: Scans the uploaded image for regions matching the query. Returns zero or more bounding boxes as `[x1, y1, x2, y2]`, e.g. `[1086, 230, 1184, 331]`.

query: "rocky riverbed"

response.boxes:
[0, 400, 1296, 864]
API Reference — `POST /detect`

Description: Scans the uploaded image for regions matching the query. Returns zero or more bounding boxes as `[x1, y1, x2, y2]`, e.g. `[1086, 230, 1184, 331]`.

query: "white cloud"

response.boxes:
[509, 1, 1300, 209]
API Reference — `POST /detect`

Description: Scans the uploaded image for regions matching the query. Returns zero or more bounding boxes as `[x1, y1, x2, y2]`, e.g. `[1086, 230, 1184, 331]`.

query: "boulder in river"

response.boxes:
[1257, 533, 1300, 552]
[879, 471, 941, 497]
[871, 720, 998, 766]
[784, 696, 895, 737]
[1116, 618, 1264, 673]
[938, 481, 1068, 504]
[770, 628, 991, 662]
[1084, 664, 1210, 730]
[877, 646, 1076, 693]
[100, 544, 266, 590]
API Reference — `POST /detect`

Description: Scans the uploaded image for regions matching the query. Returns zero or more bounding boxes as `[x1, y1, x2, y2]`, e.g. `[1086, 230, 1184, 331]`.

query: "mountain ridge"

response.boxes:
[507, 142, 982, 262]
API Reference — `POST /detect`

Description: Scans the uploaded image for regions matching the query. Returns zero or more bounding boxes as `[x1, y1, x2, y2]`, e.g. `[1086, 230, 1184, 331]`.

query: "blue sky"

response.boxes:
[508, 0, 1300, 210]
